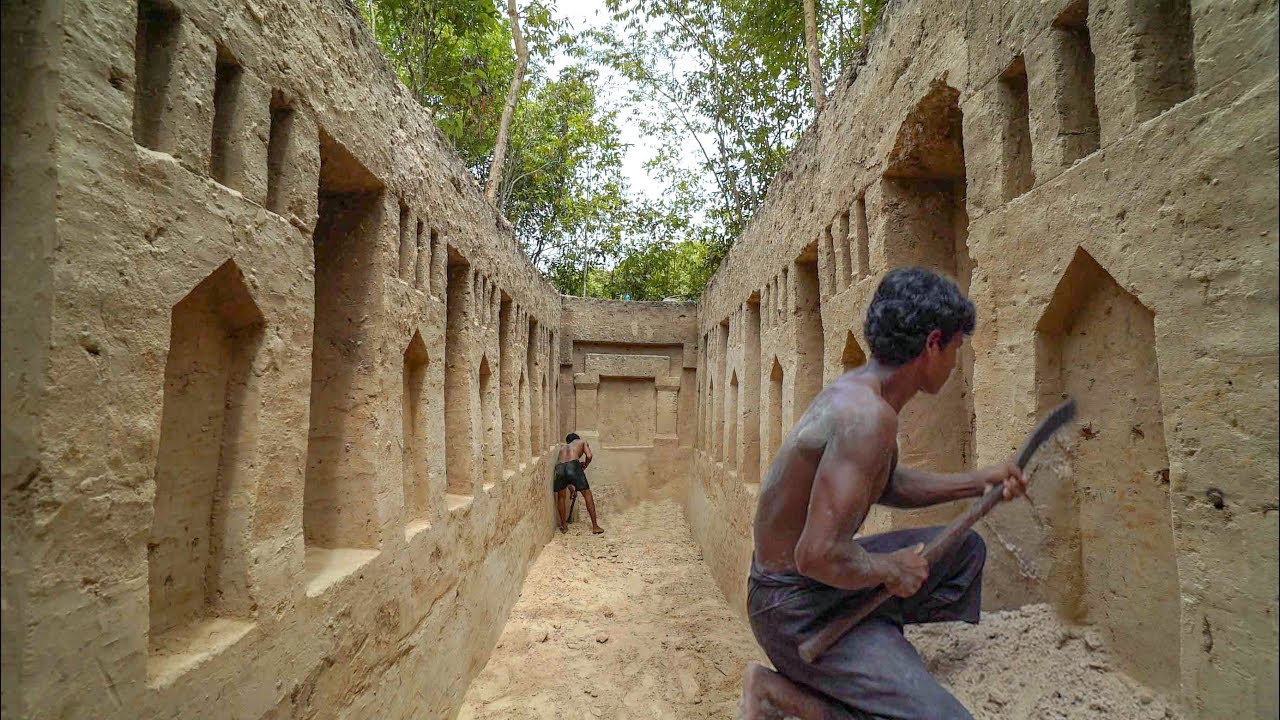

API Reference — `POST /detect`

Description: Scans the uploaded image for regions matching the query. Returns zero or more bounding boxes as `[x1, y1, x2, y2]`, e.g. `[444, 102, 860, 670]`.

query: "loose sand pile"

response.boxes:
[458, 498, 1183, 720]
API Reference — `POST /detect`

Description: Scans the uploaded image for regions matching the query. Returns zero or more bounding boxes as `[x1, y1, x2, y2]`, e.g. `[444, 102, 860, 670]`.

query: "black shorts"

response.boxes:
[553, 461, 589, 492]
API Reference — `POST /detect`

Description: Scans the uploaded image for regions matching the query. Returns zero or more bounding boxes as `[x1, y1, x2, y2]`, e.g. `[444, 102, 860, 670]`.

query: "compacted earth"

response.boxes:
[458, 497, 1184, 720]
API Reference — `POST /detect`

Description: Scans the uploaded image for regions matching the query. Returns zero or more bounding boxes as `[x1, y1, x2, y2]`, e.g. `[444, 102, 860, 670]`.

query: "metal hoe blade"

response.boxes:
[1014, 399, 1077, 470]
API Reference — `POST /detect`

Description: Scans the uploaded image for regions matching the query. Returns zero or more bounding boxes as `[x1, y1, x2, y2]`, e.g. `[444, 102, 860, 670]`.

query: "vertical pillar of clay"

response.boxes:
[573, 373, 599, 438]
[742, 299, 762, 485]
[498, 299, 517, 474]
[655, 375, 681, 443]
[835, 210, 853, 290]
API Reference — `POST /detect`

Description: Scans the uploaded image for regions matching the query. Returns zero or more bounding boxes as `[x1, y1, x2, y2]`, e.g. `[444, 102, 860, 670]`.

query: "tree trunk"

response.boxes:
[803, 0, 826, 113]
[486, 0, 528, 202]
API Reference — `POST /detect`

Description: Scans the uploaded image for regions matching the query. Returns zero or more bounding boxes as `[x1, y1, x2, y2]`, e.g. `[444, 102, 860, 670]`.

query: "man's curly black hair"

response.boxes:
[863, 267, 976, 366]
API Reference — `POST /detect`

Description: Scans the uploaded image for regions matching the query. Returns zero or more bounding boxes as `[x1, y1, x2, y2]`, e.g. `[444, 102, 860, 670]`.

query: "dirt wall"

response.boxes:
[687, 0, 1278, 717]
[1, 1, 564, 718]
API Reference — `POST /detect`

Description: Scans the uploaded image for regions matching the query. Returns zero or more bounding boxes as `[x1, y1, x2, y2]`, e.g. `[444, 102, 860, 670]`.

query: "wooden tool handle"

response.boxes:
[797, 483, 1004, 664]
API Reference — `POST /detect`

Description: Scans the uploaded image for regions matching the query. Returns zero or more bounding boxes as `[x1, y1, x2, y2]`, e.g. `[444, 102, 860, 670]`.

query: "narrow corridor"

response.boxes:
[458, 497, 765, 719]
[458, 496, 1185, 720]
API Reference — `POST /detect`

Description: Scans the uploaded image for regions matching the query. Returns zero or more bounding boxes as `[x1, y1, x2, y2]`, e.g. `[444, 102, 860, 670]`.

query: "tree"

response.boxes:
[361, 0, 888, 302]
[595, 0, 887, 270]
[803, 0, 827, 112]
[485, 0, 529, 200]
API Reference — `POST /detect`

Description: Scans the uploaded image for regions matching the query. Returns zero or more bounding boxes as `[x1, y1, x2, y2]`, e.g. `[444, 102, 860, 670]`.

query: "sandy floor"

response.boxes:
[458, 497, 1183, 720]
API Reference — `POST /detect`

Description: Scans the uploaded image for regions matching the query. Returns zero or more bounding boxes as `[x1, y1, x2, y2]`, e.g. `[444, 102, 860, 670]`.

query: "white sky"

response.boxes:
[546, 0, 698, 203]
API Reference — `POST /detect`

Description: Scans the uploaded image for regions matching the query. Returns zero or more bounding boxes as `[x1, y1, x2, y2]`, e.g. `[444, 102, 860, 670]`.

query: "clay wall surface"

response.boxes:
[1, 1, 564, 718]
[558, 297, 699, 507]
[3, 0, 1276, 718]
[687, 0, 1278, 717]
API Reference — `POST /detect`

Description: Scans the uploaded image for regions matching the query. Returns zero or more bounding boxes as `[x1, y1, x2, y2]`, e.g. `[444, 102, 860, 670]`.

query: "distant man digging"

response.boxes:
[554, 433, 604, 534]
[741, 268, 1028, 719]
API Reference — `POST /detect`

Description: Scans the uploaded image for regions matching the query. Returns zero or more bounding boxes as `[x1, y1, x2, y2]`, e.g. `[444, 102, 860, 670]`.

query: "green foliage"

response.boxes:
[361, 0, 510, 166]
[594, 0, 886, 267]
[497, 65, 627, 265]
[359, 0, 886, 302]
[361, 0, 568, 171]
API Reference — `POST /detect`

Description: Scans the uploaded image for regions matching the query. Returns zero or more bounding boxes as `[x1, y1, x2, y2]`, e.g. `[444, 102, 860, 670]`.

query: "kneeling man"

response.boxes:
[742, 268, 1027, 719]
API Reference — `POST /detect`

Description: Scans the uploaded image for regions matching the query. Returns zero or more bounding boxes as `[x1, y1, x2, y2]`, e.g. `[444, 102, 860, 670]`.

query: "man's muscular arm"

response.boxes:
[879, 462, 1027, 509]
[792, 406, 928, 595]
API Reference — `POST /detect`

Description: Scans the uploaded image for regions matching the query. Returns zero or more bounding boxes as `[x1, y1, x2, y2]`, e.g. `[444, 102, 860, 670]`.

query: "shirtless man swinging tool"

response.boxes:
[741, 267, 1028, 719]
[554, 433, 604, 534]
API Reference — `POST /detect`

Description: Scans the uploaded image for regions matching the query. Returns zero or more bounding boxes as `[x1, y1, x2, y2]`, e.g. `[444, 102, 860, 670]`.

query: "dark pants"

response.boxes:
[553, 460, 589, 493]
[748, 527, 987, 720]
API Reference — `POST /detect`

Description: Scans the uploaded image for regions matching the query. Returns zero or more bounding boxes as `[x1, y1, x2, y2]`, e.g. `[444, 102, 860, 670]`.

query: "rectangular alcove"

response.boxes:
[148, 260, 261, 686]
[741, 298, 761, 485]
[1131, 0, 1196, 120]
[403, 331, 431, 539]
[765, 357, 784, 466]
[880, 82, 978, 529]
[1034, 247, 1180, 692]
[725, 372, 739, 470]
[209, 46, 244, 190]
[443, 251, 476, 512]
[999, 55, 1035, 200]
[478, 354, 500, 492]
[132, 0, 181, 152]
[853, 194, 870, 279]
[302, 130, 384, 597]
[792, 246, 824, 416]
[398, 200, 413, 281]
[1052, 1, 1101, 164]
[265, 91, 295, 215]
[527, 318, 543, 458]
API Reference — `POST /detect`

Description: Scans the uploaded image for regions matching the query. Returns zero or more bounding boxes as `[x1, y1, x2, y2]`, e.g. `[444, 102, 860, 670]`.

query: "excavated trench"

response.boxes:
[458, 494, 1184, 720]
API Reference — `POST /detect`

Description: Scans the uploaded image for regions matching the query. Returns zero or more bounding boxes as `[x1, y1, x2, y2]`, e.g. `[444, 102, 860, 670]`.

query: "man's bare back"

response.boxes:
[557, 437, 591, 466]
